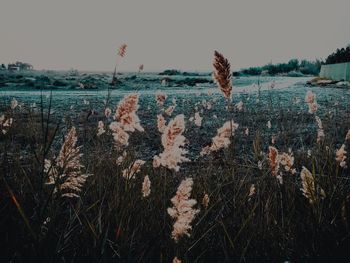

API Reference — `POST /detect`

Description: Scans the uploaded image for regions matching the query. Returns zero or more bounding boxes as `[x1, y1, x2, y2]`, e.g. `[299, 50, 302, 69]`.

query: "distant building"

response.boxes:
[319, 62, 350, 81]
[7, 64, 20, 71]
[7, 61, 33, 71]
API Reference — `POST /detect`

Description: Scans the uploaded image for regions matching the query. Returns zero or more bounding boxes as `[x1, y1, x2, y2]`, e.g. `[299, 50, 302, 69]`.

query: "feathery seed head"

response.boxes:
[213, 50, 232, 100]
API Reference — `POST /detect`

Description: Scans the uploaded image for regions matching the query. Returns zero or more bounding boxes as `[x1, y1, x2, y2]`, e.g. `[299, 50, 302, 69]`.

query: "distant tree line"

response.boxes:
[236, 44, 350, 76]
[325, 45, 350, 64]
[237, 59, 322, 76]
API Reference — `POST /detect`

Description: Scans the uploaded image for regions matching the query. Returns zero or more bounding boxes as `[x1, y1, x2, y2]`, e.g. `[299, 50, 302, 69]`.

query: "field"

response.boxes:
[1, 69, 350, 262]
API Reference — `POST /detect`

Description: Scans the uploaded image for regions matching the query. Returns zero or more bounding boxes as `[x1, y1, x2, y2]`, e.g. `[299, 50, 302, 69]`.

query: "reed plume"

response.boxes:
[157, 114, 166, 133]
[202, 193, 209, 209]
[138, 64, 144, 73]
[97, 121, 105, 136]
[11, 98, 18, 110]
[111, 44, 127, 85]
[268, 146, 279, 176]
[118, 44, 127, 57]
[245, 127, 249, 136]
[213, 50, 232, 100]
[335, 144, 347, 168]
[0, 115, 13, 135]
[279, 151, 296, 174]
[194, 112, 202, 127]
[315, 116, 325, 143]
[305, 91, 318, 114]
[142, 175, 151, 197]
[300, 167, 315, 203]
[109, 94, 143, 148]
[109, 122, 130, 147]
[155, 91, 167, 106]
[235, 101, 243, 111]
[167, 178, 199, 242]
[248, 184, 256, 198]
[46, 127, 89, 198]
[345, 129, 350, 141]
[268, 146, 296, 176]
[116, 151, 127, 166]
[153, 114, 189, 171]
[200, 120, 239, 155]
[267, 120, 272, 129]
[114, 93, 144, 132]
[122, 159, 145, 180]
[206, 101, 212, 110]
[164, 105, 176, 116]
[104, 107, 112, 118]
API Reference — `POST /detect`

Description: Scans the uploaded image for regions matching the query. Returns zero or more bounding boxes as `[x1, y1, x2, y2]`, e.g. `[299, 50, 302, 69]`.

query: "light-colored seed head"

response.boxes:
[202, 193, 209, 209]
[201, 120, 239, 155]
[154, 114, 189, 171]
[167, 178, 199, 242]
[142, 175, 151, 197]
[300, 166, 316, 204]
[46, 127, 90, 198]
[122, 159, 145, 180]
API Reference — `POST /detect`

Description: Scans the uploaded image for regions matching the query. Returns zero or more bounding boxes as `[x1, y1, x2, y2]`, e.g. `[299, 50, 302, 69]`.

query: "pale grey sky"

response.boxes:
[1, 0, 349, 71]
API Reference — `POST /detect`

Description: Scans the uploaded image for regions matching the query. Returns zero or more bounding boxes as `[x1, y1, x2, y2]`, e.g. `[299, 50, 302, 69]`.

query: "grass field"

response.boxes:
[1, 66, 350, 262]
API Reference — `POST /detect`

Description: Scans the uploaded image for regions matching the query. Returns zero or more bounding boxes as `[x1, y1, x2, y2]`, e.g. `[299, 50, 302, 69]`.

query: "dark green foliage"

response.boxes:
[239, 59, 322, 76]
[325, 45, 350, 64]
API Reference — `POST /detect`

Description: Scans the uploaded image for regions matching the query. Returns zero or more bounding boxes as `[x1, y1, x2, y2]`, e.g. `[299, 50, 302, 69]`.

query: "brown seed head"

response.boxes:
[213, 50, 232, 99]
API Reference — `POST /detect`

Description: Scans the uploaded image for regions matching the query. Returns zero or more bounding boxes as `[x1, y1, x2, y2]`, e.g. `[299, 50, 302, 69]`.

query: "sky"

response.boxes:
[0, 0, 349, 72]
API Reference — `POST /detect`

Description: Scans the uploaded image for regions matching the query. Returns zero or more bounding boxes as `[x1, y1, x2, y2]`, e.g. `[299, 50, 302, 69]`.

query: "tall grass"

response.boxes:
[1, 62, 350, 262]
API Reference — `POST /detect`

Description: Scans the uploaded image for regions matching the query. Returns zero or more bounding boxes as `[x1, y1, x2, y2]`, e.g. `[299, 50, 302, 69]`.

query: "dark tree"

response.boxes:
[325, 45, 350, 64]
